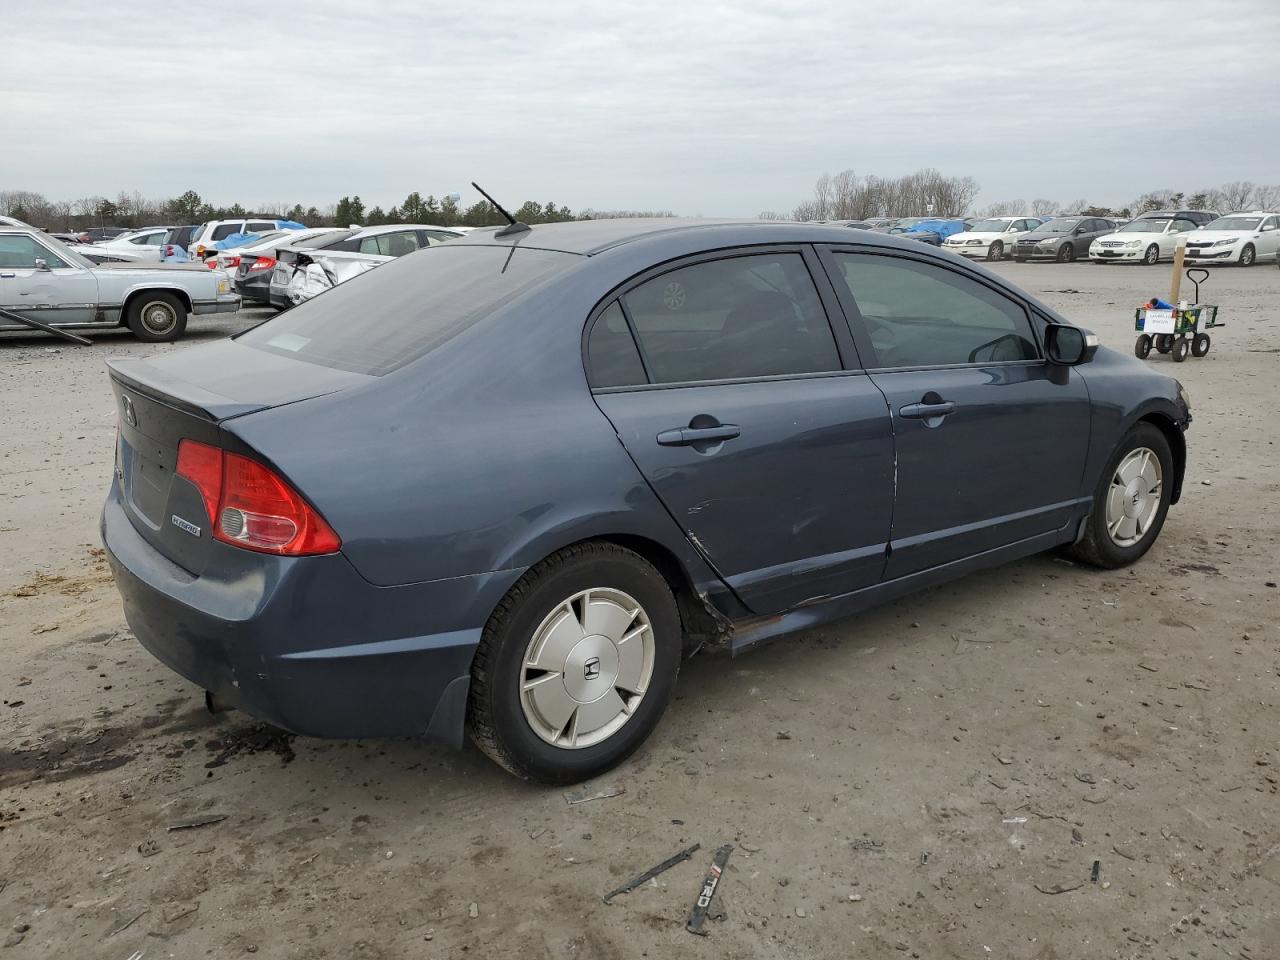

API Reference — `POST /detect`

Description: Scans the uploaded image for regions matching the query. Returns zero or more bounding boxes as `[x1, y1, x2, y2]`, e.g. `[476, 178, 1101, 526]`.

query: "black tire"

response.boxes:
[1058, 243, 1075, 263]
[1014, 258, 1027, 264]
[1134, 334, 1152, 359]
[1143, 244, 1160, 265]
[1239, 244, 1256, 267]
[125, 291, 188, 343]
[1067, 422, 1174, 569]
[1192, 332, 1211, 357]
[1171, 337, 1190, 362]
[467, 542, 682, 784]
[1154, 334, 1173, 354]
[987, 241, 1004, 262]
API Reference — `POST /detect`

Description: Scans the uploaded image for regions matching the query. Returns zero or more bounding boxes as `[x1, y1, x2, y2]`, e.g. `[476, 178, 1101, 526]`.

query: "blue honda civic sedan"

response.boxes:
[102, 218, 1191, 783]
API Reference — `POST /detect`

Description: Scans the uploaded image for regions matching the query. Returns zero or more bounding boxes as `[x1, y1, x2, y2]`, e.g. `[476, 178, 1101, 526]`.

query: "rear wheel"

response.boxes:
[987, 241, 1004, 262]
[467, 542, 682, 784]
[126, 292, 187, 343]
[1067, 423, 1173, 569]
[1134, 334, 1152, 359]
[1239, 244, 1256, 267]
[1143, 244, 1160, 265]
[1192, 332, 1211, 357]
[1154, 334, 1173, 354]
[1058, 243, 1075, 263]
[1014, 257, 1027, 264]
[1171, 337, 1190, 362]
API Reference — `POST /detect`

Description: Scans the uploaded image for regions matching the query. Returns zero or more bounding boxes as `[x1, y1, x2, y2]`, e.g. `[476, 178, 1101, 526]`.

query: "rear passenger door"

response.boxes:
[588, 248, 895, 615]
[819, 247, 1092, 580]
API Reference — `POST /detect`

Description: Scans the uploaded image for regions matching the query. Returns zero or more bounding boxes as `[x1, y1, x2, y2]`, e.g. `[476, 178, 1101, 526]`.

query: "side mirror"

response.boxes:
[1044, 323, 1098, 365]
[34, 258, 50, 271]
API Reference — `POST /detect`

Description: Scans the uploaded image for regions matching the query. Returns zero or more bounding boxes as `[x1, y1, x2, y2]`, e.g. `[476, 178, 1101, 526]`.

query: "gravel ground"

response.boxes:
[1, 261, 1277, 958]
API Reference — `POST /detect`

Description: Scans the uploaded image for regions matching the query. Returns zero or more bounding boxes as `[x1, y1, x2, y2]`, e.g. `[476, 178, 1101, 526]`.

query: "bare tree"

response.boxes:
[978, 199, 1026, 217]
[1031, 198, 1060, 216]
[1216, 181, 1256, 212]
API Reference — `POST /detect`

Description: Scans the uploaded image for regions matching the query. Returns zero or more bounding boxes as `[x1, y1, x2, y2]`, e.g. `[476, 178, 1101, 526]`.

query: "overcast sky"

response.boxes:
[6, 1, 1279, 216]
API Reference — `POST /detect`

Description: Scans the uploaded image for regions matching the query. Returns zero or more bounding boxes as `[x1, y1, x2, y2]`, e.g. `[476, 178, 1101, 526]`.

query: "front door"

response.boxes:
[820, 247, 1093, 580]
[0, 232, 99, 326]
[586, 249, 895, 615]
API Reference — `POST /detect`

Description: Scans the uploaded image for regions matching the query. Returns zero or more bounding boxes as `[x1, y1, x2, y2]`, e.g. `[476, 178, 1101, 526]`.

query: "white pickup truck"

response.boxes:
[0, 227, 239, 343]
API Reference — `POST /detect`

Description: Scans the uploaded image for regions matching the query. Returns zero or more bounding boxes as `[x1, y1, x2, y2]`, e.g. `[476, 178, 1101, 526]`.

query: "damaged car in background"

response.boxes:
[1, 225, 238, 343]
[282, 224, 466, 304]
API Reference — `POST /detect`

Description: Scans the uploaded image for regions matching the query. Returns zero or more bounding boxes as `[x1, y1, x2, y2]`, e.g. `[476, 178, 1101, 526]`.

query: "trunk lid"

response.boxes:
[108, 340, 370, 573]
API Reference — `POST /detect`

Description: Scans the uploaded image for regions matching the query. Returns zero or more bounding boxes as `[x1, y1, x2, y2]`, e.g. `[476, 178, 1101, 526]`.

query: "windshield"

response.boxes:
[967, 219, 1015, 232]
[296, 230, 356, 249]
[1119, 219, 1169, 233]
[237, 231, 289, 252]
[240, 244, 577, 375]
[33, 232, 95, 268]
[1039, 218, 1083, 233]
[1203, 216, 1263, 231]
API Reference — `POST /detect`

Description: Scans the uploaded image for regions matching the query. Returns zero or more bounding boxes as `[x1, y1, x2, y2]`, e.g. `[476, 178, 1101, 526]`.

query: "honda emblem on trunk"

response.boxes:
[121, 394, 137, 428]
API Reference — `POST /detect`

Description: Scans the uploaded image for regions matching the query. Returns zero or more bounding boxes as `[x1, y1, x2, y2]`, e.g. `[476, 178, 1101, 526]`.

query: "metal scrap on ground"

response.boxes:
[602, 843, 701, 904]
[563, 785, 625, 805]
[166, 813, 227, 831]
[686, 844, 733, 936]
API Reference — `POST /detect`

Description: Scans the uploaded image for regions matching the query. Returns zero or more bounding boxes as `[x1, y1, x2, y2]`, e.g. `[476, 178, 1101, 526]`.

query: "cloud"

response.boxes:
[4, 0, 1279, 214]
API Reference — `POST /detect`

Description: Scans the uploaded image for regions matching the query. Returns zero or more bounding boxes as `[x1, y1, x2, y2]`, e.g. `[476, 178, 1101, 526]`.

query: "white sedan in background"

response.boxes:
[942, 217, 1043, 261]
[1089, 216, 1200, 265]
[1184, 212, 1280, 266]
[85, 227, 171, 263]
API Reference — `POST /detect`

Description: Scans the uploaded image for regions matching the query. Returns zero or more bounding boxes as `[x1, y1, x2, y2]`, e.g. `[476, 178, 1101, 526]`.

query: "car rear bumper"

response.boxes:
[101, 484, 521, 744]
[192, 293, 242, 316]
[234, 274, 272, 304]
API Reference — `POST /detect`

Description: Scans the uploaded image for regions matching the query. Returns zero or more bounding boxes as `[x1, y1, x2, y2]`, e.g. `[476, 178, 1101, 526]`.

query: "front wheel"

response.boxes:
[1239, 244, 1256, 267]
[1192, 332, 1211, 357]
[1067, 423, 1174, 569]
[1171, 337, 1190, 362]
[1058, 243, 1075, 263]
[125, 291, 188, 343]
[1143, 244, 1160, 265]
[987, 241, 1004, 262]
[467, 542, 682, 784]
[1134, 334, 1152, 359]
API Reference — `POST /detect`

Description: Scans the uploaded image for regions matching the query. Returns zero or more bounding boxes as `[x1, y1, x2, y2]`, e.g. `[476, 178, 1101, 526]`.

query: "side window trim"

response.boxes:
[581, 244, 862, 392]
[815, 244, 1044, 371]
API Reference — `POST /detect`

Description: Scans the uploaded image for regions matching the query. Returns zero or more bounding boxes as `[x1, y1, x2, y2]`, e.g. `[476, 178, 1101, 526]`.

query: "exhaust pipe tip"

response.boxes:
[205, 690, 230, 715]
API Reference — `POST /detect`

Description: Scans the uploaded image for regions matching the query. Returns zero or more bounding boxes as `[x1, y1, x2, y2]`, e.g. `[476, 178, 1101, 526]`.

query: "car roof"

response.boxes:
[443, 217, 988, 259]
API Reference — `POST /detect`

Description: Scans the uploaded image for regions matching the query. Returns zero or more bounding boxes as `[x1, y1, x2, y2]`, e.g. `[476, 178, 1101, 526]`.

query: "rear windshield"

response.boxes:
[239, 244, 576, 375]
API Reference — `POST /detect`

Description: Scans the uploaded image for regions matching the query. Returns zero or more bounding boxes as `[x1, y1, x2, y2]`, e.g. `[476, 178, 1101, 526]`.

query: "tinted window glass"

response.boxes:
[620, 253, 839, 384]
[240, 245, 574, 375]
[833, 253, 1038, 368]
[249, 222, 277, 233]
[0, 235, 66, 268]
[587, 302, 647, 388]
[211, 223, 243, 241]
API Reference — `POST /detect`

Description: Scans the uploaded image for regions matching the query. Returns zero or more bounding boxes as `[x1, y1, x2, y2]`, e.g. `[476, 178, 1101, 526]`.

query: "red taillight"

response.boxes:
[175, 439, 340, 556]
[248, 256, 276, 272]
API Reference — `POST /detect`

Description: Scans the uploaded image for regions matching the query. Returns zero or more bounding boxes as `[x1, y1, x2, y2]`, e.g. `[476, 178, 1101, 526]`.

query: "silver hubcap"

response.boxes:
[141, 301, 177, 333]
[520, 588, 655, 749]
[1106, 447, 1162, 547]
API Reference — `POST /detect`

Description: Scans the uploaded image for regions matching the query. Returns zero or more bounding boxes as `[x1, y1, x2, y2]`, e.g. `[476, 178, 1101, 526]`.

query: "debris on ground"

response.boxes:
[686, 844, 733, 936]
[564, 784, 626, 805]
[204, 723, 295, 768]
[1034, 879, 1085, 895]
[851, 838, 885, 852]
[166, 813, 227, 832]
[603, 843, 701, 904]
[161, 901, 199, 923]
[137, 838, 160, 857]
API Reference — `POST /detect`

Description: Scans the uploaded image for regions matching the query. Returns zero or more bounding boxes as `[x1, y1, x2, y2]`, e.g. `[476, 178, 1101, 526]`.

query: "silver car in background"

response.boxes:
[0, 227, 239, 342]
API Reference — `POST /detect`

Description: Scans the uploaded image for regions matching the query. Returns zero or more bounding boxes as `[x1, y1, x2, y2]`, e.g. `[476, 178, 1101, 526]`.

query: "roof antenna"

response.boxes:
[471, 182, 531, 238]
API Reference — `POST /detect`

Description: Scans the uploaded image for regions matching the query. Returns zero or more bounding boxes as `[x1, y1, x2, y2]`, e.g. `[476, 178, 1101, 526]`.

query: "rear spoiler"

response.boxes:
[107, 357, 270, 421]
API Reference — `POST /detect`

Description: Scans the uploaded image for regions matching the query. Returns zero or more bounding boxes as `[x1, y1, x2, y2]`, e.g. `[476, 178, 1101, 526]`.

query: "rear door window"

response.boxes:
[586, 302, 647, 388]
[619, 252, 840, 384]
[248, 222, 277, 233]
[210, 223, 244, 241]
[239, 245, 574, 375]
[830, 252, 1038, 368]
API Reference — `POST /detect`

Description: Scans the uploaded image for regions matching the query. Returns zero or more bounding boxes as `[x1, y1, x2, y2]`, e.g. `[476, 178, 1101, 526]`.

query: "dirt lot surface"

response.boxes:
[1, 262, 1277, 959]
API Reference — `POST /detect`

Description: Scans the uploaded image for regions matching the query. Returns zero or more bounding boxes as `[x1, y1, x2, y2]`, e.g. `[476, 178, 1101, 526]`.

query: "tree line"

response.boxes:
[777, 170, 1280, 222]
[0, 188, 674, 231]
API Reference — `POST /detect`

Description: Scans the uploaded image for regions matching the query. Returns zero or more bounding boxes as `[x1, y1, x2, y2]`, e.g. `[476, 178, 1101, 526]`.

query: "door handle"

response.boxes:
[656, 424, 741, 446]
[899, 400, 956, 420]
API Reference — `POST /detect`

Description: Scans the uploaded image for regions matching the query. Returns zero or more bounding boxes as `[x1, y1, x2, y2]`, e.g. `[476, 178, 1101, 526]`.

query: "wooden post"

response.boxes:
[1169, 237, 1187, 303]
